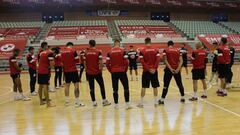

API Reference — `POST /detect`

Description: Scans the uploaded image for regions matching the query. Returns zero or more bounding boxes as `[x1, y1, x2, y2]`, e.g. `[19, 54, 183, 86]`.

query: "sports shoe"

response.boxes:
[137, 103, 144, 108]
[75, 102, 85, 108]
[180, 98, 185, 103]
[201, 95, 207, 99]
[126, 104, 133, 110]
[22, 96, 31, 101]
[217, 92, 227, 97]
[31, 92, 37, 96]
[93, 102, 98, 107]
[49, 89, 56, 92]
[65, 101, 70, 106]
[189, 97, 198, 101]
[114, 104, 119, 109]
[158, 100, 164, 105]
[216, 89, 223, 94]
[212, 82, 217, 86]
[55, 87, 60, 89]
[47, 103, 56, 108]
[14, 95, 22, 101]
[102, 100, 111, 106]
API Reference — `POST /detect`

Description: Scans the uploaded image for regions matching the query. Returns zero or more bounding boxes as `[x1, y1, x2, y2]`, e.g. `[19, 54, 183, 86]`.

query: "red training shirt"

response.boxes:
[191, 49, 208, 69]
[106, 47, 129, 73]
[85, 47, 102, 75]
[139, 45, 161, 72]
[61, 47, 79, 73]
[217, 45, 231, 65]
[9, 56, 21, 75]
[163, 47, 181, 70]
[54, 54, 62, 67]
[38, 50, 54, 74]
[26, 53, 37, 70]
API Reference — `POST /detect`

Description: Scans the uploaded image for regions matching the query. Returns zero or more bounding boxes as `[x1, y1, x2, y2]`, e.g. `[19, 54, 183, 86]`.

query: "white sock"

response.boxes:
[75, 98, 79, 103]
[19, 92, 25, 98]
[154, 96, 158, 104]
[160, 98, 164, 102]
[93, 101, 97, 104]
[181, 96, 185, 99]
[203, 90, 207, 96]
[102, 99, 107, 102]
[223, 89, 227, 94]
[194, 92, 198, 98]
[140, 97, 144, 104]
[126, 102, 130, 106]
[65, 96, 70, 102]
[13, 92, 18, 97]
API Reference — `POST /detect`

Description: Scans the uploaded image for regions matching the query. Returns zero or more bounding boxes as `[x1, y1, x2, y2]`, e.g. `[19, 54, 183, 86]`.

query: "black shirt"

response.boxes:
[180, 47, 188, 62]
[127, 50, 138, 63]
[229, 47, 235, 67]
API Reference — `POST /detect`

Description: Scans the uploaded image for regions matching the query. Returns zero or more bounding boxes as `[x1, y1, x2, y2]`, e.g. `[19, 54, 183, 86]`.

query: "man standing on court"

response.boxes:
[189, 43, 208, 101]
[61, 42, 85, 107]
[127, 45, 138, 81]
[159, 41, 185, 105]
[38, 42, 54, 107]
[208, 42, 219, 86]
[226, 42, 235, 89]
[26, 47, 37, 96]
[106, 39, 132, 109]
[137, 37, 161, 108]
[216, 37, 231, 96]
[180, 43, 189, 78]
[9, 48, 30, 101]
[84, 40, 111, 107]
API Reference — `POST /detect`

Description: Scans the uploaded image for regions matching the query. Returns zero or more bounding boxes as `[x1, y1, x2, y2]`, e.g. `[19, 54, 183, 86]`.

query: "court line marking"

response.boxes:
[165, 82, 240, 118]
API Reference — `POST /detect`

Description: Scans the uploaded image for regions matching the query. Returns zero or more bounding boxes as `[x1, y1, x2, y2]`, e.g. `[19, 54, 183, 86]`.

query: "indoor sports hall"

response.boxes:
[0, 0, 240, 135]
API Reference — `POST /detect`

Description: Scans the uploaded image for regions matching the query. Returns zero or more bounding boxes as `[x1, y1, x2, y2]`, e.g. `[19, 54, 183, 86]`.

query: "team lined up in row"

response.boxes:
[8, 37, 233, 108]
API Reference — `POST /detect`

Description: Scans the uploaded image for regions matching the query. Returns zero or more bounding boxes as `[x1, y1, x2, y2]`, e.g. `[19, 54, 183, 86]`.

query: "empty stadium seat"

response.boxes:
[171, 20, 233, 39]
[220, 22, 240, 34]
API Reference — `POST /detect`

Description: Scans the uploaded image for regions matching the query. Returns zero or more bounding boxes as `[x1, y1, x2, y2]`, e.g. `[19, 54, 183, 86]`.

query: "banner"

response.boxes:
[97, 10, 120, 16]
[197, 34, 240, 52]
[0, 38, 27, 59]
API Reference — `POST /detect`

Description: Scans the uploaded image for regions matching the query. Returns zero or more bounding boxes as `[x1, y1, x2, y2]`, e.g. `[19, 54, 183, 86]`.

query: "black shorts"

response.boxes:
[182, 61, 187, 67]
[38, 74, 50, 85]
[142, 71, 160, 88]
[129, 62, 137, 70]
[212, 64, 218, 73]
[64, 71, 80, 83]
[218, 64, 228, 78]
[192, 69, 205, 80]
[10, 73, 20, 82]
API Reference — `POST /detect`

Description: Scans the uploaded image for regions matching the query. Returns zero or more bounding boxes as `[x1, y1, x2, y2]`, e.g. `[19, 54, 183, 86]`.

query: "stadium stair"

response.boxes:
[34, 23, 52, 43]
[107, 21, 121, 40]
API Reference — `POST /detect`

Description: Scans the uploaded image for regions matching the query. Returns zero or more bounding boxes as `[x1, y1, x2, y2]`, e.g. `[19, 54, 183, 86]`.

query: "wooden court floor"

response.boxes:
[0, 65, 240, 135]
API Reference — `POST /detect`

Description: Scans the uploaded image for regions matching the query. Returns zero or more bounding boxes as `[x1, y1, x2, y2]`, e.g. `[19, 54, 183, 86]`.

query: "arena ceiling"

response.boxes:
[0, 0, 240, 9]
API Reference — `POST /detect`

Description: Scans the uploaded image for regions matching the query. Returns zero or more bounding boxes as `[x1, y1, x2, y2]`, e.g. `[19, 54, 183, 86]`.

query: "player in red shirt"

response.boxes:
[61, 42, 85, 107]
[106, 39, 132, 109]
[52, 47, 63, 89]
[159, 41, 185, 105]
[216, 37, 231, 97]
[137, 38, 161, 108]
[38, 42, 55, 107]
[9, 48, 30, 101]
[79, 49, 88, 82]
[84, 40, 111, 107]
[26, 47, 37, 96]
[189, 43, 208, 101]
